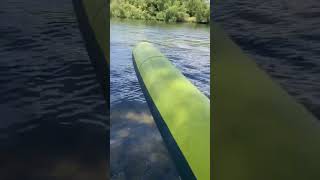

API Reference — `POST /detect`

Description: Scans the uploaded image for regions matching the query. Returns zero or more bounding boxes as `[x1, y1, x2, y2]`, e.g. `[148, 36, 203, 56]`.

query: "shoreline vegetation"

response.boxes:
[110, 0, 210, 24]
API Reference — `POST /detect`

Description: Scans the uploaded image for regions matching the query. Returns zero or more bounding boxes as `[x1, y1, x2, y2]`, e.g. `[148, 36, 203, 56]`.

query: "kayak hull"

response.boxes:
[133, 42, 210, 180]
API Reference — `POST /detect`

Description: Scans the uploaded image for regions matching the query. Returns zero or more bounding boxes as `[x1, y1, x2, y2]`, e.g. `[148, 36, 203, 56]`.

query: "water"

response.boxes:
[214, 0, 320, 119]
[0, 0, 108, 179]
[110, 19, 210, 179]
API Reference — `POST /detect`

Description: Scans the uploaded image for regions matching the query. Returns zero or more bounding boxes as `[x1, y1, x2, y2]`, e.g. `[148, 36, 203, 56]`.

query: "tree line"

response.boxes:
[111, 0, 210, 23]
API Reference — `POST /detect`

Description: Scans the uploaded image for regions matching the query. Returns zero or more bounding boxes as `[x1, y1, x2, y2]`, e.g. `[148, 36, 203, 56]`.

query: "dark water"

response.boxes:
[0, 0, 108, 179]
[214, 0, 320, 118]
[110, 19, 210, 179]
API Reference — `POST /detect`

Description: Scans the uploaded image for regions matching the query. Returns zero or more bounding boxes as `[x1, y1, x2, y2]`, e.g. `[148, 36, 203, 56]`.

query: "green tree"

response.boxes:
[110, 0, 209, 23]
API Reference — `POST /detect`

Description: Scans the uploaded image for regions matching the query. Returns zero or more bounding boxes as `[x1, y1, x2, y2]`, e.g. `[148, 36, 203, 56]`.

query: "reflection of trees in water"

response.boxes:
[111, 102, 180, 180]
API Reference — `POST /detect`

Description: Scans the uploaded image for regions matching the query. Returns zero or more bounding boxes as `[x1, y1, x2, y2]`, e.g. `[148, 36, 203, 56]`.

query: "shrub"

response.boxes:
[110, 0, 209, 23]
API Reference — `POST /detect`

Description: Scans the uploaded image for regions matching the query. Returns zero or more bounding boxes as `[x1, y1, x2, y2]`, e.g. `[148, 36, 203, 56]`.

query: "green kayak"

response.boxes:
[133, 42, 210, 180]
[213, 23, 320, 180]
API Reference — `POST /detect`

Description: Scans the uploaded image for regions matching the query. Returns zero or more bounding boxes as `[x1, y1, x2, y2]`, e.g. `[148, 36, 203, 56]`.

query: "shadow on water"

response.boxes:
[110, 101, 180, 180]
[0, 122, 108, 180]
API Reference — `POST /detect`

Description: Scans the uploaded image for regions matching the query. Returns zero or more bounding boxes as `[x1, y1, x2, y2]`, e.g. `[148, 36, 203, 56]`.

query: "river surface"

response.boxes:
[110, 19, 210, 179]
[214, 0, 320, 119]
[0, 0, 108, 179]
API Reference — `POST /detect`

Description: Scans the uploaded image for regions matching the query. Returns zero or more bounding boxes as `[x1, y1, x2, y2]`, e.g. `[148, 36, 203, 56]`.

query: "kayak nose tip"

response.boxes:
[135, 41, 152, 48]
[133, 41, 153, 56]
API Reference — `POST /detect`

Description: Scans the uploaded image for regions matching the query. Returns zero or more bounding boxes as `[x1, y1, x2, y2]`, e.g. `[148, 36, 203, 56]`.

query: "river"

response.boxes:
[110, 19, 210, 179]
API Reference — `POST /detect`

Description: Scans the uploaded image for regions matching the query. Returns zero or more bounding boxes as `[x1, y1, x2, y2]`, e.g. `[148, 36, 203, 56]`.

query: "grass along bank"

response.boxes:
[110, 0, 210, 24]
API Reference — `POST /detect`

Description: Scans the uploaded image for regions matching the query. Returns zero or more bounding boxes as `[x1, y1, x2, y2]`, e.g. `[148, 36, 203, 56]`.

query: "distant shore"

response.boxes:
[110, 0, 210, 24]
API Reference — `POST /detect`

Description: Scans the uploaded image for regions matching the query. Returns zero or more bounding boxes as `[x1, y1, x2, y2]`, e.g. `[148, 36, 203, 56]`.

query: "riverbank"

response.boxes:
[110, 0, 210, 24]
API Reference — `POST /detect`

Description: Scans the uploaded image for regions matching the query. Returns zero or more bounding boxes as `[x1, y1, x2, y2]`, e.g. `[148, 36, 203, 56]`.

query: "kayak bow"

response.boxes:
[133, 42, 210, 180]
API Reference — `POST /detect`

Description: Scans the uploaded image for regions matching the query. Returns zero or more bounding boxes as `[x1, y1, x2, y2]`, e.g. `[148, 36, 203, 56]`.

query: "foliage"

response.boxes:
[110, 0, 210, 23]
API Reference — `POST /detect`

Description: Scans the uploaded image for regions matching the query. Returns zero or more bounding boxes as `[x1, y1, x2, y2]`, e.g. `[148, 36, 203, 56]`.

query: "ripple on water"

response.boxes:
[0, 0, 108, 178]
